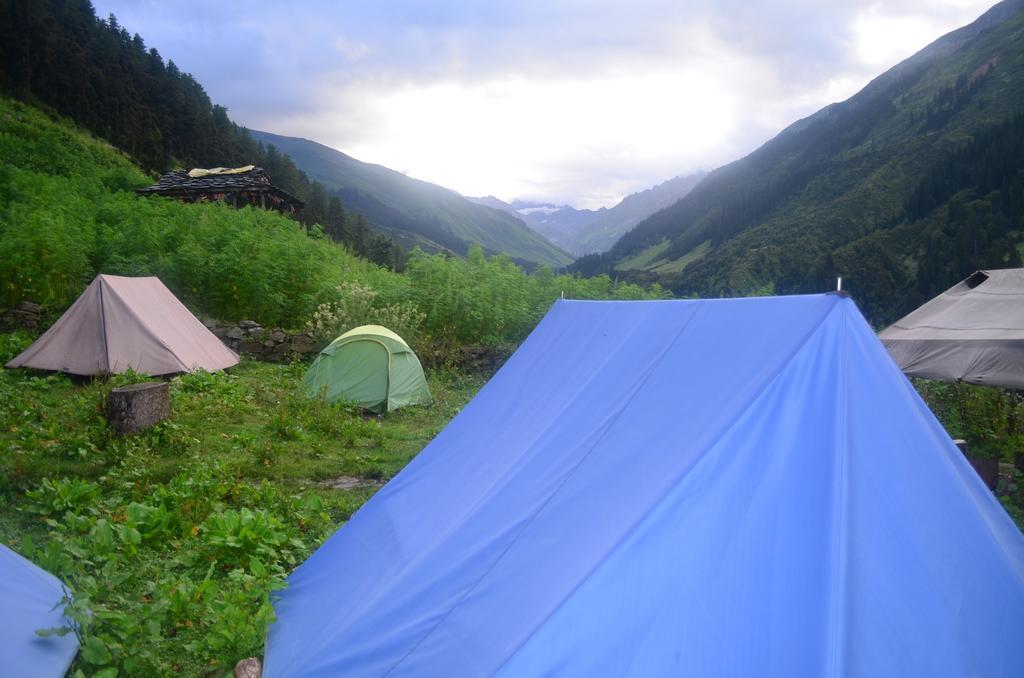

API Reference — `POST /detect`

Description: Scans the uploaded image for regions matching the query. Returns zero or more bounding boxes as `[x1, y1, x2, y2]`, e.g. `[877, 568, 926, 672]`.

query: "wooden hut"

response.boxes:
[136, 165, 304, 214]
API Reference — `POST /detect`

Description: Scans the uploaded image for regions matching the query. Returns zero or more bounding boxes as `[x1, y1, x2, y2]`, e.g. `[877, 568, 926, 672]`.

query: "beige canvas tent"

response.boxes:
[5, 274, 238, 376]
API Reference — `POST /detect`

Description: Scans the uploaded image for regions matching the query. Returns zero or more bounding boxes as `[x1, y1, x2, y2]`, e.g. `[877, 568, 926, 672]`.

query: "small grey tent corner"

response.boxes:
[302, 325, 431, 413]
[5, 274, 238, 376]
[880, 268, 1024, 388]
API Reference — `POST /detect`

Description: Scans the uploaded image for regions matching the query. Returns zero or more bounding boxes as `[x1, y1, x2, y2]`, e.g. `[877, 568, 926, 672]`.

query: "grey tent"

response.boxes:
[879, 269, 1024, 387]
[5, 274, 239, 376]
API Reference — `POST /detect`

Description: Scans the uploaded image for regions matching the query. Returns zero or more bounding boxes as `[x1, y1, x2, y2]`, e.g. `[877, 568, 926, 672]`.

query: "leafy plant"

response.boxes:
[25, 478, 100, 515]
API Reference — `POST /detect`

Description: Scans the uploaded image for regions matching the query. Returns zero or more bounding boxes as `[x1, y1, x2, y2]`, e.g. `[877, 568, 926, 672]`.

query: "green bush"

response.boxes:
[915, 379, 1024, 458]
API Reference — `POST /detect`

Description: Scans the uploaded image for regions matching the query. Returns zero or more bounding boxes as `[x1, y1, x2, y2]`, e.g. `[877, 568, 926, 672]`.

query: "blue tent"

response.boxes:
[265, 295, 1024, 677]
[1, 545, 79, 676]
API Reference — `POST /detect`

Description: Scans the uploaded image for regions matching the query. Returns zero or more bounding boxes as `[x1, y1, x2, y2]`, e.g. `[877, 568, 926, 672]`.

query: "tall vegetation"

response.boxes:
[0, 0, 404, 268]
[0, 97, 660, 346]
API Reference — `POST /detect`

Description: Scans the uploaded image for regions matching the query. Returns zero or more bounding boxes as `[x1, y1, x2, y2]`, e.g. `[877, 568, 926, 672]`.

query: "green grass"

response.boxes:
[0, 335, 484, 676]
[614, 239, 670, 271]
[614, 238, 711, 274]
[651, 239, 711, 273]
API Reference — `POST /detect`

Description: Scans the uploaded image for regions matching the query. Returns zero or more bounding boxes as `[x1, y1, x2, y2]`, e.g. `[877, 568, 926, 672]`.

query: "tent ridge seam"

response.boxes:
[98, 278, 111, 374]
[102, 279, 184, 370]
[492, 297, 846, 675]
[826, 303, 851, 677]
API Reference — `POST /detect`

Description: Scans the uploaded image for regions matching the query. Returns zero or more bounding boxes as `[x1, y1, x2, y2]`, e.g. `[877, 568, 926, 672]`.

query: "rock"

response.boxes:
[271, 344, 294, 361]
[269, 329, 287, 343]
[263, 340, 276, 349]
[246, 326, 264, 336]
[320, 475, 385, 490]
[107, 382, 170, 434]
[239, 320, 260, 329]
[16, 300, 41, 313]
[233, 658, 262, 678]
[211, 327, 229, 340]
[239, 338, 263, 354]
[202, 318, 219, 330]
[226, 327, 245, 340]
[290, 335, 319, 354]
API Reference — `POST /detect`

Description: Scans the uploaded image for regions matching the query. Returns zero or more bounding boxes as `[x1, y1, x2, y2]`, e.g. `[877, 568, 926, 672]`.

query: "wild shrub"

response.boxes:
[25, 477, 100, 515]
[0, 330, 33, 363]
[174, 369, 241, 396]
[171, 368, 251, 415]
[404, 244, 666, 349]
[308, 281, 426, 345]
[915, 379, 1024, 457]
[16, 455, 338, 674]
[265, 391, 384, 448]
[200, 508, 291, 569]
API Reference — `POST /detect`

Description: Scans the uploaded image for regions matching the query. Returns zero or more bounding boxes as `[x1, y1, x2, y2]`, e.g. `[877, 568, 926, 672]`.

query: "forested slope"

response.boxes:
[580, 0, 1024, 323]
[0, 0, 570, 271]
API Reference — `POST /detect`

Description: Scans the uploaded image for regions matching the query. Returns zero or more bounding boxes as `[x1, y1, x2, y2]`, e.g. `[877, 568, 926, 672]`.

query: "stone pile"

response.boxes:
[419, 344, 514, 374]
[0, 301, 42, 333]
[202, 319, 321, 362]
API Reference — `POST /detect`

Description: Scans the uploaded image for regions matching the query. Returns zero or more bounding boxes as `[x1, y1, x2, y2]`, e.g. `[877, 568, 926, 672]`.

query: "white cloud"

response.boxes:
[93, 0, 1000, 208]
[319, 71, 736, 208]
[853, 6, 951, 66]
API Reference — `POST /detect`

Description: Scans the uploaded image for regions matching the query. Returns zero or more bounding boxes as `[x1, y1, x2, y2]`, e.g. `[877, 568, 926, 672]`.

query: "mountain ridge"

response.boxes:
[249, 130, 572, 268]
[580, 0, 1024, 323]
[468, 171, 705, 256]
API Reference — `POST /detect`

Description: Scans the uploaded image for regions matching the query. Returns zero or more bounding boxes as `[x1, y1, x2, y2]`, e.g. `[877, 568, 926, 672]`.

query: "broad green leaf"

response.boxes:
[81, 636, 112, 665]
[250, 557, 267, 578]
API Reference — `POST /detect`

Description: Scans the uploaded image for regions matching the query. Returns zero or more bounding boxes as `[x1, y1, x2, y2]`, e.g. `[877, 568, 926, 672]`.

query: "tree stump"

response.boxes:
[966, 455, 999, 490]
[107, 382, 170, 434]
[954, 439, 999, 490]
[233, 657, 262, 678]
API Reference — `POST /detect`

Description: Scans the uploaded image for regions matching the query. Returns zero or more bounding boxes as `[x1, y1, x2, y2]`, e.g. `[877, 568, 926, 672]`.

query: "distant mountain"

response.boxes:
[573, 173, 705, 255]
[467, 197, 601, 254]
[579, 0, 1024, 323]
[249, 131, 572, 268]
[469, 172, 705, 256]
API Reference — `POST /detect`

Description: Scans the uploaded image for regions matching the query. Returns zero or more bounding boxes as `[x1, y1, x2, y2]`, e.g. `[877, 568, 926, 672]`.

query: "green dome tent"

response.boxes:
[302, 325, 431, 413]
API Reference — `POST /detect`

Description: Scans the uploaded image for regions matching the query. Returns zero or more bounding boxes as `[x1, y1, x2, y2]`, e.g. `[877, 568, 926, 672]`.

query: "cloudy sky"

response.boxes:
[93, 0, 995, 209]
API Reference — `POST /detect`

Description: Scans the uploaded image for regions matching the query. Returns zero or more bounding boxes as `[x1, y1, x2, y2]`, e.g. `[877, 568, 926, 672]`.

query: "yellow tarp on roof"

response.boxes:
[187, 165, 255, 178]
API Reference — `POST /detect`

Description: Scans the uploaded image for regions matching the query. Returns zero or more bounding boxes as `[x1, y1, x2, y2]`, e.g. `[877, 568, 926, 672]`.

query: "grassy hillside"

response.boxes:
[0, 97, 658, 349]
[0, 97, 399, 327]
[0, 1, 416, 269]
[250, 130, 573, 268]
[587, 0, 1024, 323]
